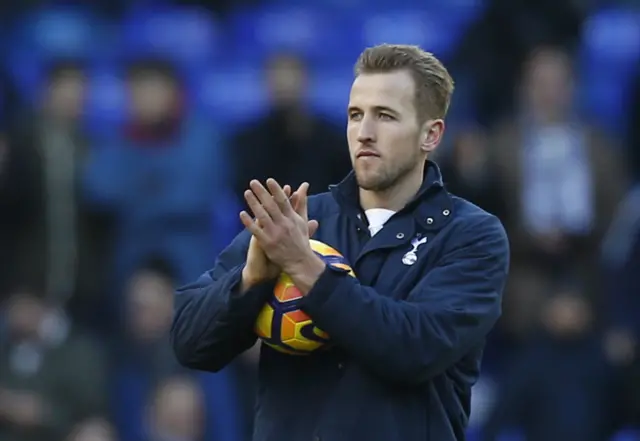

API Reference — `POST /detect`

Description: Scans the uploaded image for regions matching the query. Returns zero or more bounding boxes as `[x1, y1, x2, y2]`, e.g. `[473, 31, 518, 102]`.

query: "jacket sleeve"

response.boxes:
[299, 214, 510, 385]
[170, 229, 274, 372]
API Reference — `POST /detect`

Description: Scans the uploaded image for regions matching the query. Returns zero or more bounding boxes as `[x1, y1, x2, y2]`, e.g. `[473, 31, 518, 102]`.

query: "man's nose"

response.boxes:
[357, 116, 376, 143]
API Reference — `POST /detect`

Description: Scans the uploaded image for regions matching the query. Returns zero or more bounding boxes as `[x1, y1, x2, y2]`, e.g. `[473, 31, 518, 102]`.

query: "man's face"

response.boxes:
[67, 418, 116, 441]
[129, 73, 176, 123]
[152, 378, 203, 441]
[542, 294, 591, 338]
[126, 271, 173, 341]
[5, 293, 45, 340]
[48, 71, 86, 120]
[347, 70, 425, 192]
[525, 51, 573, 120]
[266, 56, 307, 106]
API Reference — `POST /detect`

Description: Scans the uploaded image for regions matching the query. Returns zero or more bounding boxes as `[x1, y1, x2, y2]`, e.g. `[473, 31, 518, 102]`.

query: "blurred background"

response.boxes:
[0, 0, 639, 440]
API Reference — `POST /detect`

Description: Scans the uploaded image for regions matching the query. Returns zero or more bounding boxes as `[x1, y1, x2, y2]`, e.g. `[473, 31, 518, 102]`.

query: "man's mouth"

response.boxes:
[357, 150, 380, 158]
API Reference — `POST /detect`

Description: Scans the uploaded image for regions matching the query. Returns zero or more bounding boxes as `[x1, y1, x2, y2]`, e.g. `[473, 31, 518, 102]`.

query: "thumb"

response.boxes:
[307, 219, 319, 237]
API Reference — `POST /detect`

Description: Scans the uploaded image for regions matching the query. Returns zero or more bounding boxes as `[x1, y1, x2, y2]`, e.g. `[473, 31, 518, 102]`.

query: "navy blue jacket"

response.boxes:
[171, 161, 510, 441]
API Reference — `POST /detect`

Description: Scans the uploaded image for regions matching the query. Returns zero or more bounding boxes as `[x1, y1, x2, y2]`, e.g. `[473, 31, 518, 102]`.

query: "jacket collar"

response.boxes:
[330, 160, 454, 231]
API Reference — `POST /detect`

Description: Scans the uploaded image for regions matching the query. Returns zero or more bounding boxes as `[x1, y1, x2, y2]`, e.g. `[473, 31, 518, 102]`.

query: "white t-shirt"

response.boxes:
[365, 208, 396, 236]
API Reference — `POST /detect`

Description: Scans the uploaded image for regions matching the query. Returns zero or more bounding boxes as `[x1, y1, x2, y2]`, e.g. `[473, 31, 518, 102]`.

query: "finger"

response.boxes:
[239, 211, 268, 242]
[290, 192, 300, 211]
[308, 219, 319, 237]
[285, 185, 299, 212]
[290, 185, 304, 215]
[249, 180, 285, 221]
[294, 182, 310, 219]
[266, 178, 294, 215]
[244, 190, 274, 227]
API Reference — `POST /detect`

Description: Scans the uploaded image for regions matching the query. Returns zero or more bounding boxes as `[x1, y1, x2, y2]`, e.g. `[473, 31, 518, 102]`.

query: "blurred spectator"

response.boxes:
[84, 58, 230, 297]
[119, 258, 182, 376]
[628, 67, 640, 181]
[482, 265, 552, 375]
[452, 0, 584, 126]
[229, 50, 353, 439]
[1, 59, 113, 326]
[146, 376, 205, 441]
[110, 257, 242, 441]
[66, 417, 118, 441]
[480, 287, 615, 441]
[0, 134, 19, 300]
[601, 184, 640, 427]
[0, 69, 25, 128]
[0, 291, 108, 441]
[488, 46, 628, 295]
[111, 258, 185, 441]
[230, 52, 351, 199]
[439, 126, 508, 222]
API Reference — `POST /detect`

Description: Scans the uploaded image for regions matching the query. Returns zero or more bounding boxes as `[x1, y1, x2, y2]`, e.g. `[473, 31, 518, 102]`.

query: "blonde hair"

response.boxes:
[354, 44, 455, 121]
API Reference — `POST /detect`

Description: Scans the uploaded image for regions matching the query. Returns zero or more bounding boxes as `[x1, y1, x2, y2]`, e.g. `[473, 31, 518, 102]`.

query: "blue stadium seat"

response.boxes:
[119, 7, 222, 67]
[227, 5, 467, 68]
[579, 8, 640, 135]
[358, 10, 465, 59]
[3, 7, 112, 105]
[228, 6, 358, 66]
[578, 69, 631, 134]
[3, 52, 41, 105]
[84, 68, 128, 134]
[267, 0, 485, 22]
[581, 8, 640, 76]
[611, 428, 640, 441]
[466, 428, 525, 441]
[363, 0, 486, 27]
[308, 67, 353, 122]
[192, 65, 268, 128]
[9, 7, 106, 59]
[268, 0, 368, 8]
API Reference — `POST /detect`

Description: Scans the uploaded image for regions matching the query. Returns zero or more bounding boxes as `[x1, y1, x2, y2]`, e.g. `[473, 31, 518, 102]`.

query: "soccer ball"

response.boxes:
[254, 239, 355, 355]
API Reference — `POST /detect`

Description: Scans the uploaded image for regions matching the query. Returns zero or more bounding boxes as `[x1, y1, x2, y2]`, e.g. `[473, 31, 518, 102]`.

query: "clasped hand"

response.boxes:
[240, 179, 317, 275]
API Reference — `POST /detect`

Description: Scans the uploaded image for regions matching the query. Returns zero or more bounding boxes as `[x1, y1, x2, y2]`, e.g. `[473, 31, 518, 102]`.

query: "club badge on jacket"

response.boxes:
[402, 236, 428, 266]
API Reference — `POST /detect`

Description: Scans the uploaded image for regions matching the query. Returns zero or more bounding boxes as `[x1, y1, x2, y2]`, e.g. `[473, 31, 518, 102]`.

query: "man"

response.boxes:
[229, 51, 351, 201]
[84, 58, 229, 294]
[171, 44, 510, 441]
[3, 59, 113, 321]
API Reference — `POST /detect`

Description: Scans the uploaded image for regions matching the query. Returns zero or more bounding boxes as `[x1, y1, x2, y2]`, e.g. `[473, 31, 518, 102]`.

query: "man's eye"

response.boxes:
[379, 113, 393, 120]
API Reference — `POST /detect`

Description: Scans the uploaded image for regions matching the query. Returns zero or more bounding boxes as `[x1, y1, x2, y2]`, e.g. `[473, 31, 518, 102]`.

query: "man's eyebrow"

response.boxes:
[347, 105, 399, 115]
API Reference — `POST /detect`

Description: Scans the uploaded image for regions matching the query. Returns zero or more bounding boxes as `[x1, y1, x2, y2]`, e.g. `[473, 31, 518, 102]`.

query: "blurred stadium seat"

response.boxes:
[192, 65, 269, 128]
[4, 7, 110, 103]
[578, 69, 632, 134]
[611, 429, 640, 441]
[118, 6, 223, 68]
[227, 6, 358, 65]
[308, 66, 353, 121]
[10, 7, 106, 59]
[84, 67, 128, 135]
[359, 10, 463, 59]
[267, 0, 485, 23]
[578, 7, 640, 134]
[581, 8, 640, 74]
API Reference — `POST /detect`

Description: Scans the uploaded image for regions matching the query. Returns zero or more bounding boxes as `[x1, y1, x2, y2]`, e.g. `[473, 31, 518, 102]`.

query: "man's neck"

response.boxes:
[359, 167, 424, 212]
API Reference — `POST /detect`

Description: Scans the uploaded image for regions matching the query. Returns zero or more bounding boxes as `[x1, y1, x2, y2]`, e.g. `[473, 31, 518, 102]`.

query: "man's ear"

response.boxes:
[420, 119, 445, 154]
